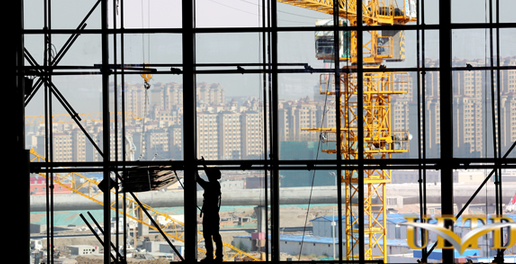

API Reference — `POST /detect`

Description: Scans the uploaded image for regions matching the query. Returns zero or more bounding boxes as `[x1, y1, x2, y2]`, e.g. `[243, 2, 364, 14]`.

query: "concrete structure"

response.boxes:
[30, 184, 516, 212]
[67, 245, 97, 256]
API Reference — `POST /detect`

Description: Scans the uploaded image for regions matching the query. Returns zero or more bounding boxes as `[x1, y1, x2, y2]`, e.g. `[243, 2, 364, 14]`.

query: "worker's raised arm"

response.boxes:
[196, 171, 208, 189]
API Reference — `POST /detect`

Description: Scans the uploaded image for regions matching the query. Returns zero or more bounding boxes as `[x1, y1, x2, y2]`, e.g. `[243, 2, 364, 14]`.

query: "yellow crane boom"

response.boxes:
[278, 0, 416, 25]
[279, 0, 416, 66]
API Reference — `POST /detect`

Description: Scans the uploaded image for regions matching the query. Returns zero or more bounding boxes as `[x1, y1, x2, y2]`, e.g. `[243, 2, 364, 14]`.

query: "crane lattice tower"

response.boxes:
[280, 0, 417, 261]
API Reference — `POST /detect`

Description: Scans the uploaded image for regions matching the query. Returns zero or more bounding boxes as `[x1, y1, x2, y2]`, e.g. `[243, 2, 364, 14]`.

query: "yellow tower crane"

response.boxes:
[278, 0, 416, 262]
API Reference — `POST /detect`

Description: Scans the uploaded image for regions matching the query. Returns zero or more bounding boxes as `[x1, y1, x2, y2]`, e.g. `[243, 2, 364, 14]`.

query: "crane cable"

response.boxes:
[138, 0, 152, 160]
[297, 5, 352, 258]
[298, 70, 333, 260]
[140, 0, 152, 89]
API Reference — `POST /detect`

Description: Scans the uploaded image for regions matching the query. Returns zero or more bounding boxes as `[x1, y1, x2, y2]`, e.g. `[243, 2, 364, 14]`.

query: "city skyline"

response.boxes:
[25, 55, 516, 163]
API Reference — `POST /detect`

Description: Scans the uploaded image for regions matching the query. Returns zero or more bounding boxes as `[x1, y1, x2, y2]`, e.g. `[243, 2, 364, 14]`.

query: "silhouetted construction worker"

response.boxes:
[197, 157, 223, 262]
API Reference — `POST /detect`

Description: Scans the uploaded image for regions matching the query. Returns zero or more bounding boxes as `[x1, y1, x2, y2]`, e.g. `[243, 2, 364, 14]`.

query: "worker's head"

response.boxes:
[205, 167, 221, 181]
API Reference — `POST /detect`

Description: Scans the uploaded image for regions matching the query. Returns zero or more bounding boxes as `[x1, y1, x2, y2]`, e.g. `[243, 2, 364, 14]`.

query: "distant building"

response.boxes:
[311, 216, 345, 238]
[30, 58, 516, 163]
[67, 245, 97, 256]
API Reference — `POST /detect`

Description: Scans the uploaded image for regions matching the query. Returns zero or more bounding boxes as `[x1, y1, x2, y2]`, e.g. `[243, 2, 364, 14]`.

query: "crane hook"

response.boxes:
[141, 63, 152, 89]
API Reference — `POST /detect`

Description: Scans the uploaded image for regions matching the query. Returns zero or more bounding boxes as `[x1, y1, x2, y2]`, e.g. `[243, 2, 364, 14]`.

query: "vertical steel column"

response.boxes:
[439, 0, 454, 263]
[332, 1, 343, 261]
[182, 0, 198, 261]
[119, 0, 128, 260]
[43, 1, 55, 263]
[12, 0, 27, 261]
[355, 0, 365, 262]
[111, 0, 120, 260]
[493, 1, 505, 259]
[261, 0, 270, 261]
[270, 0, 280, 261]
[417, 0, 428, 262]
[101, 0, 111, 263]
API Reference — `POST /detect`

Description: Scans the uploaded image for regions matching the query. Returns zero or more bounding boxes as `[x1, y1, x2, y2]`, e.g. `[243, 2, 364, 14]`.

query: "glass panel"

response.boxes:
[114, 34, 183, 161]
[279, 170, 341, 260]
[452, 168, 501, 257]
[23, 33, 102, 72]
[122, 0, 182, 29]
[500, 0, 516, 23]
[452, 0, 493, 24]
[499, 29, 516, 158]
[421, 0, 439, 25]
[197, 169, 267, 261]
[25, 76, 104, 161]
[452, 29, 496, 158]
[279, 31, 334, 67]
[499, 69, 516, 158]
[51, 0, 102, 29]
[422, 68, 440, 159]
[381, 29, 418, 68]
[196, 0, 263, 28]
[277, 1, 332, 27]
[24, 0, 44, 29]
[423, 30, 439, 68]
[500, 28, 516, 62]
[196, 74, 266, 160]
[353, 27, 419, 69]
[196, 33, 263, 64]
[24, 0, 102, 29]
[452, 69, 493, 158]
[453, 29, 494, 63]
[123, 76, 184, 161]
[278, 72, 336, 148]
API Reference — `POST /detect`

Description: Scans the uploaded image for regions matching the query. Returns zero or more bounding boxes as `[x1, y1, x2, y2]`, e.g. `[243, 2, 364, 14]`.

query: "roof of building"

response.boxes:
[234, 233, 410, 246]
[311, 213, 516, 227]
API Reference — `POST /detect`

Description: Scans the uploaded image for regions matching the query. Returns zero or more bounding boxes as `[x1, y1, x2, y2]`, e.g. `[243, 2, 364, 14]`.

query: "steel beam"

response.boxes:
[182, 0, 197, 261]
[438, 0, 454, 262]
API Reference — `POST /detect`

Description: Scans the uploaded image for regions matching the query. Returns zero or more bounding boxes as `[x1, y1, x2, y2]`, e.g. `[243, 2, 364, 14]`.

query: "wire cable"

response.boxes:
[297, 70, 332, 260]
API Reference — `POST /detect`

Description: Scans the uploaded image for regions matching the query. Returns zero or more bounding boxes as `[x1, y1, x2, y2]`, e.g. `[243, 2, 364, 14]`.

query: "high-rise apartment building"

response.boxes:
[197, 82, 225, 106]
[240, 111, 264, 159]
[278, 98, 323, 142]
[415, 57, 516, 158]
[452, 59, 485, 157]
[197, 111, 219, 160]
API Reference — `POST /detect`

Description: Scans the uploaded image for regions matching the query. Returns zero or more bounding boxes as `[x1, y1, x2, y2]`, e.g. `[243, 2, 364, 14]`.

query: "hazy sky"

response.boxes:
[23, 0, 516, 116]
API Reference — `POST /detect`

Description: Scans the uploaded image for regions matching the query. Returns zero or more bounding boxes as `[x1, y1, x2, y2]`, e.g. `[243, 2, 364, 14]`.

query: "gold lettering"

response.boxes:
[490, 215, 516, 249]
[461, 215, 487, 249]
[402, 214, 516, 253]
[404, 215, 428, 250]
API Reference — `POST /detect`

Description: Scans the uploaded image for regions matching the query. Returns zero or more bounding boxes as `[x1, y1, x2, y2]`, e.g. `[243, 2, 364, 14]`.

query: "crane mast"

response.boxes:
[281, 0, 416, 262]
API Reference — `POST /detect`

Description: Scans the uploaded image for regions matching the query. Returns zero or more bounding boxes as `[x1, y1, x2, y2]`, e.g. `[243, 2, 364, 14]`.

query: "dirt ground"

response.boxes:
[75, 256, 171, 264]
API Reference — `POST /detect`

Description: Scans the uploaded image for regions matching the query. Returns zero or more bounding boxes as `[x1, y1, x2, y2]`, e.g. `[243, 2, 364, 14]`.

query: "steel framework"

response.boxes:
[11, 0, 516, 263]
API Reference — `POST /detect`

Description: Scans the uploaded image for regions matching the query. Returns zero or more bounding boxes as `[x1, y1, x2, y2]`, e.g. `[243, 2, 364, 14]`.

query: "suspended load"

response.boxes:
[121, 166, 178, 192]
